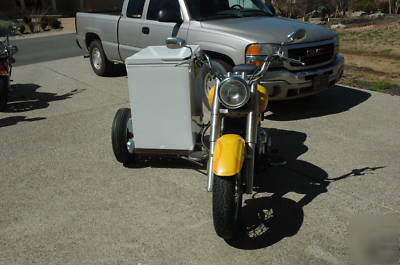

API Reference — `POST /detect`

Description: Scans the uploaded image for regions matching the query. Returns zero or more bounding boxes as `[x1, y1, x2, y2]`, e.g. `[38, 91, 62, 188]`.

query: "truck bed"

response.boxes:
[76, 12, 121, 62]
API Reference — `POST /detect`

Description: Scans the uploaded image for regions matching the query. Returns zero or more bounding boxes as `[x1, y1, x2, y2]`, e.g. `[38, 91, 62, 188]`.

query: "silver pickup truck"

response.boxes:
[76, 0, 344, 101]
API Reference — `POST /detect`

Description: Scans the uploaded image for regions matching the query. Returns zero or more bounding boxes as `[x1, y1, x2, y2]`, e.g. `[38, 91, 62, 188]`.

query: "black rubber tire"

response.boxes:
[111, 108, 135, 164]
[89, 39, 114, 76]
[213, 174, 241, 240]
[200, 59, 233, 110]
[0, 78, 8, 112]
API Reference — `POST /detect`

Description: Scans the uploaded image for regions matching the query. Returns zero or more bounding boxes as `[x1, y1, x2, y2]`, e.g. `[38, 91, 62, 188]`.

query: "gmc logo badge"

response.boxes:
[306, 48, 323, 57]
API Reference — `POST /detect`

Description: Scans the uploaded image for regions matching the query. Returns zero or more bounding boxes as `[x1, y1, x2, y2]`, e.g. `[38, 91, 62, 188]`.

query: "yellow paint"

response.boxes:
[257, 84, 269, 113]
[212, 134, 246, 176]
[208, 85, 216, 107]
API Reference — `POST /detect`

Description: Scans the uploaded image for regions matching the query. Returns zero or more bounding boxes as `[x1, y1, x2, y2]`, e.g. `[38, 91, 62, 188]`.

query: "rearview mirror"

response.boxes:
[285, 29, 306, 44]
[166, 37, 186, 49]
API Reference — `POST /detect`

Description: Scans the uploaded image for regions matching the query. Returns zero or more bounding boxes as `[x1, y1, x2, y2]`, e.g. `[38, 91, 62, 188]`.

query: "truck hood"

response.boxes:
[200, 16, 337, 44]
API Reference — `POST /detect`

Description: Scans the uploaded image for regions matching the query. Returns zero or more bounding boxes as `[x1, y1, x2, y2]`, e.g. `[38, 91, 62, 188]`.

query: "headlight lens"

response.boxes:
[245, 43, 282, 67]
[219, 77, 250, 109]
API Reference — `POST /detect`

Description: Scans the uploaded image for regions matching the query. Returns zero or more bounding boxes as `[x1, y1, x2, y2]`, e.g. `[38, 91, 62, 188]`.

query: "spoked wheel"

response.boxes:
[212, 174, 243, 240]
[0, 78, 8, 112]
[111, 108, 135, 165]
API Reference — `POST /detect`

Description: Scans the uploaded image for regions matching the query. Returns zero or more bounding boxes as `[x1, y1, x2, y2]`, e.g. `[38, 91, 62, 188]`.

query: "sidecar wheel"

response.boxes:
[213, 174, 242, 240]
[0, 78, 8, 112]
[112, 108, 135, 165]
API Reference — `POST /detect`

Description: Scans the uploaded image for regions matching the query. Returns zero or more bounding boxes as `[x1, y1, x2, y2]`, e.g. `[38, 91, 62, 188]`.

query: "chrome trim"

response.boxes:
[207, 79, 221, 192]
[218, 77, 250, 109]
[284, 39, 336, 71]
[244, 83, 258, 194]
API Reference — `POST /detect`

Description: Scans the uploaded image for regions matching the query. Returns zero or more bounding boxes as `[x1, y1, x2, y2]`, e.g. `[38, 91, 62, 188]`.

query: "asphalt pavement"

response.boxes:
[12, 33, 82, 66]
[0, 46, 399, 264]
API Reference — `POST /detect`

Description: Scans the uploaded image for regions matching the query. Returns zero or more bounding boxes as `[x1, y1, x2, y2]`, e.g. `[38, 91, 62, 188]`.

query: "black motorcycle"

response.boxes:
[0, 23, 18, 111]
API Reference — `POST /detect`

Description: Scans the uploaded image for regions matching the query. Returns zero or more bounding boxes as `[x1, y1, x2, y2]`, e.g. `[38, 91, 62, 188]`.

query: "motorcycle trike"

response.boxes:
[111, 29, 306, 240]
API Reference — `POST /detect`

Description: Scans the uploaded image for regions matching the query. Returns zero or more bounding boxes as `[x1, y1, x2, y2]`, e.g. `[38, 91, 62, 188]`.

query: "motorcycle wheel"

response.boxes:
[0, 78, 8, 112]
[213, 174, 242, 240]
[111, 108, 135, 165]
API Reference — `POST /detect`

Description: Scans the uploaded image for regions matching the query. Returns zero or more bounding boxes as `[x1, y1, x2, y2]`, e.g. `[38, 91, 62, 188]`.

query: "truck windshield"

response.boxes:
[184, 0, 275, 21]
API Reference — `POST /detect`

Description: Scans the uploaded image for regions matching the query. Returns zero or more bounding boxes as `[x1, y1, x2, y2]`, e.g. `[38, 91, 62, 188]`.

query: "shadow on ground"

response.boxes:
[227, 128, 384, 250]
[4, 83, 84, 113]
[0, 116, 46, 128]
[266, 85, 371, 121]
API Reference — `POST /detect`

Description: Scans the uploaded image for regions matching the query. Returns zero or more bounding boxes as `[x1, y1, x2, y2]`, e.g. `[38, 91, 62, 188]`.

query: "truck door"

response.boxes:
[140, 0, 189, 47]
[118, 0, 146, 60]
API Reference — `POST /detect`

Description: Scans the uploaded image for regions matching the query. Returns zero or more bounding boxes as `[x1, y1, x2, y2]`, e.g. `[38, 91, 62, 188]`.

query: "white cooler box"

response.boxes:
[125, 45, 202, 152]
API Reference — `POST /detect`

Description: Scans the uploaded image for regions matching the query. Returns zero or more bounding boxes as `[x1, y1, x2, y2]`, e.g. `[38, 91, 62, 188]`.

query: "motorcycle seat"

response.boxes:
[233, 64, 258, 74]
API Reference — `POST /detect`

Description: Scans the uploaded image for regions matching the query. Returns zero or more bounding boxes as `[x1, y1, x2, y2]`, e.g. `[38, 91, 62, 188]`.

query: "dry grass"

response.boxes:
[337, 21, 400, 93]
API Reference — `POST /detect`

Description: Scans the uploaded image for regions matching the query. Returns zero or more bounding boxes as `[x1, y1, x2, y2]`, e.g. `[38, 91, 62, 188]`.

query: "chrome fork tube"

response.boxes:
[245, 82, 259, 194]
[207, 79, 221, 192]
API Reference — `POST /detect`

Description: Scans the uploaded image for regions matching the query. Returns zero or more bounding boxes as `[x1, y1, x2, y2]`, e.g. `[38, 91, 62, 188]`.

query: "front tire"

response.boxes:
[213, 174, 242, 240]
[200, 59, 233, 110]
[89, 39, 114, 76]
[111, 108, 135, 165]
[0, 78, 8, 112]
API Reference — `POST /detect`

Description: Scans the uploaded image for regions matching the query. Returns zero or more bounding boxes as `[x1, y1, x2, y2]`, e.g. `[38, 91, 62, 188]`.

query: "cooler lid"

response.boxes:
[125, 45, 200, 65]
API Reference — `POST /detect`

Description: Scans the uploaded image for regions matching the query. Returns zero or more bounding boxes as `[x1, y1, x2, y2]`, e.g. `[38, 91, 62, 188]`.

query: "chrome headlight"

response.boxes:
[218, 77, 250, 109]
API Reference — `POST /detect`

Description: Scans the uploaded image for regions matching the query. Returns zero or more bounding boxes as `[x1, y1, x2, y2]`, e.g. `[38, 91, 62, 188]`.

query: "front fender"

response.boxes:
[212, 134, 246, 176]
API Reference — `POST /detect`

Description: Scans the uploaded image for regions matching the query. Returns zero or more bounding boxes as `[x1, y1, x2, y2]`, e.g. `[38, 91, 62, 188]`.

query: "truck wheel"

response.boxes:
[89, 40, 114, 76]
[111, 108, 135, 165]
[0, 78, 8, 112]
[213, 174, 242, 240]
[201, 59, 233, 110]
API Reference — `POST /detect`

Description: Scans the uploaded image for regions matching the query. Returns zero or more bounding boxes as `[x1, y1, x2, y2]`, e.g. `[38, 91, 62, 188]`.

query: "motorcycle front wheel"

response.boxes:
[0, 78, 8, 111]
[212, 174, 242, 240]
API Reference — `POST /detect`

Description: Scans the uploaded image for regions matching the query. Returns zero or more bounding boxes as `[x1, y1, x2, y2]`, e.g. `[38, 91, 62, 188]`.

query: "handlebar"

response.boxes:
[198, 48, 305, 82]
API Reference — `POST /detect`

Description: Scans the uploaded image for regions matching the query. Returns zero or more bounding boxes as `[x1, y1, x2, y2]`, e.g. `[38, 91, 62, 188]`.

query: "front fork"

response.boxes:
[207, 81, 259, 194]
[207, 79, 221, 192]
[244, 83, 259, 194]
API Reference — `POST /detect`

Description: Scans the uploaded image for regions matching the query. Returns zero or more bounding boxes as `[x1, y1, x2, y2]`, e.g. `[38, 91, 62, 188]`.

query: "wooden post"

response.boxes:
[18, 0, 27, 12]
[51, 0, 57, 11]
[389, 0, 392, 14]
[80, 0, 85, 11]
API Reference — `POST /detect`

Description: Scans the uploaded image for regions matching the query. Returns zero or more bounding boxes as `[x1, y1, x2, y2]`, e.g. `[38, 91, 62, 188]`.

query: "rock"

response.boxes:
[331, 24, 347, 29]
[352, 11, 367, 17]
[368, 12, 385, 19]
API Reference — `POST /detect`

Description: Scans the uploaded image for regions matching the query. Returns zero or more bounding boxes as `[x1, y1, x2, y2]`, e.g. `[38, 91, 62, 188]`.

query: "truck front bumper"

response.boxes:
[261, 55, 344, 100]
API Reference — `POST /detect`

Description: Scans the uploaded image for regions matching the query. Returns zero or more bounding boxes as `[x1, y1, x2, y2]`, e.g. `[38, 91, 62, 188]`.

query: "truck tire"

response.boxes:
[111, 108, 135, 165]
[89, 39, 114, 76]
[0, 78, 8, 112]
[201, 59, 233, 110]
[213, 174, 242, 240]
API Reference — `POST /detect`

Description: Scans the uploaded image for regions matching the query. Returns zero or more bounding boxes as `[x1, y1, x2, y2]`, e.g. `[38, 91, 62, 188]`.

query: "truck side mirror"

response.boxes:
[166, 37, 186, 49]
[158, 9, 182, 23]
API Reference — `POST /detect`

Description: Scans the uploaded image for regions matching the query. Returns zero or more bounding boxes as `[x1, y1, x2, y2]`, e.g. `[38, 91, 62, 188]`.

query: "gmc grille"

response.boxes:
[288, 43, 334, 67]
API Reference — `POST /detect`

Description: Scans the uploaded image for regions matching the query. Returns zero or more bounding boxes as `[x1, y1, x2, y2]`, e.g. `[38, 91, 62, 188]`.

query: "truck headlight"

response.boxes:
[219, 77, 250, 109]
[245, 43, 282, 67]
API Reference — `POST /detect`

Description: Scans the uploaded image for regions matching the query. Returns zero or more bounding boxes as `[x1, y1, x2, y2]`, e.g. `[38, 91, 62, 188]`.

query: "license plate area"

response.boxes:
[313, 75, 330, 90]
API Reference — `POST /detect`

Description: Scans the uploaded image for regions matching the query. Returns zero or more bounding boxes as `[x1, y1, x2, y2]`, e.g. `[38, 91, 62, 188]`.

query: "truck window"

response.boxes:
[127, 0, 146, 18]
[147, 0, 180, 21]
